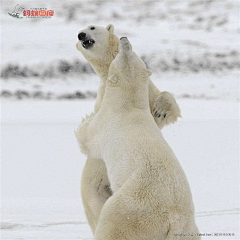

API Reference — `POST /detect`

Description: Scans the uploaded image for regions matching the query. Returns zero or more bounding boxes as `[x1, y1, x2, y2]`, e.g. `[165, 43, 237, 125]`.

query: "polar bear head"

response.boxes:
[108, 37, 152, 88]
[106, 37, 152, 109]
[76, 24, 119, 72]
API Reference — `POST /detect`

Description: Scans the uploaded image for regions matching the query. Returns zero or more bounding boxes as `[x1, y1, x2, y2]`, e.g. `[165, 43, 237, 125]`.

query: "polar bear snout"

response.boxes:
[119, 37, 132, 53]
[78, 32, 86, 41]
[77, 32, 95, 50]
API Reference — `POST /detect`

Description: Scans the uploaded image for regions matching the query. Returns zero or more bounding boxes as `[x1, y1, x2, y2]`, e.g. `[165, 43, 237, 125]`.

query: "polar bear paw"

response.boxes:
[75, 112, 95, 155]
[152, 91, 181, 129]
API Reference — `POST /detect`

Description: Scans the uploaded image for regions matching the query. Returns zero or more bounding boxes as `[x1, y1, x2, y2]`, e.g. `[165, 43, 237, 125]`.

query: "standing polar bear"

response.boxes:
[76, 24, 181, 233]
[76, 37, 200, 240]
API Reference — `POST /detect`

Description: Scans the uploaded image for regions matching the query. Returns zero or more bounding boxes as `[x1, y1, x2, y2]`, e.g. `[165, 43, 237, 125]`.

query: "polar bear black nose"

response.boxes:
[78, 32, 86, 41]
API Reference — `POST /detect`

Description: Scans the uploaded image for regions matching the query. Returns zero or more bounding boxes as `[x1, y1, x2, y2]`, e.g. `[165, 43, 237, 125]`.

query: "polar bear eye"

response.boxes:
[90, 27, 95, 30]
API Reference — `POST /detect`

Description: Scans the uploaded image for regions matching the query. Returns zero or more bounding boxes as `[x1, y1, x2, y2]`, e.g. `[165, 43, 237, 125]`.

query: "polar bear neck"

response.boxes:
[102, 82, 150, 112]
[90, 61, 112, 83]
[91, 58, 115, 113]
[88, 35, 119, 84]
[88, 35, 119, 113]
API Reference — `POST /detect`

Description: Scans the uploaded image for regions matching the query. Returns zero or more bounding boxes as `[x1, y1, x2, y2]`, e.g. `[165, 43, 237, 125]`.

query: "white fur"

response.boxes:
[76, 24, 181, 125]
[77, 38, 200, 240]
[76, 24, 181, 234]
[76, 25, 118, 233]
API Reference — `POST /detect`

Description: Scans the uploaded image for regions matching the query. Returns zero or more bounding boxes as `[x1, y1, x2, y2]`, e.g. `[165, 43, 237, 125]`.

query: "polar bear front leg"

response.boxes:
[152, 91, 181, 130]
[148, 80, 181, 130]
[75, 113, 95, 155]
[81, 158, 112, 235]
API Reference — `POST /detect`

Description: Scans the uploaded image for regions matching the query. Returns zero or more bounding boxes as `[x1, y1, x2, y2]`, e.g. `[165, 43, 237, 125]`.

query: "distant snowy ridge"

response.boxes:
[1, 49, 239, 100]
[0, 89, 97, 100]
[1, 50, 240, 80]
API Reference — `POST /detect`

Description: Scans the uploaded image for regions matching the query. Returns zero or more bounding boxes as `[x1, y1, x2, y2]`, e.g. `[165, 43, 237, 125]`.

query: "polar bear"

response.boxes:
[76, 24, 181, 128]
[76, 24, 181, 234]
[76, 37, 200, 240]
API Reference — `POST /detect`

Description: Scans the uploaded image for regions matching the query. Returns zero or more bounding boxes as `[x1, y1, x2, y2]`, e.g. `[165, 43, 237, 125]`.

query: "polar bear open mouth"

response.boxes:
[81, 39, 95, 49]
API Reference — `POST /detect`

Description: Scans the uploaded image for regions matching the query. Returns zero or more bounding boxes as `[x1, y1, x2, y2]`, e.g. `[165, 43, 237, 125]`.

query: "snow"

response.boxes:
[1, 72, 239, 101]
[1, 0, 240, 239]
[1, 100, 239, 239]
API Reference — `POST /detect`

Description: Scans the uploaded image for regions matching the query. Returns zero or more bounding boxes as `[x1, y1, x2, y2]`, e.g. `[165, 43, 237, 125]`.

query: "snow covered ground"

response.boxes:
[1, 0, 240, 239]
[1, 100, 239, 239]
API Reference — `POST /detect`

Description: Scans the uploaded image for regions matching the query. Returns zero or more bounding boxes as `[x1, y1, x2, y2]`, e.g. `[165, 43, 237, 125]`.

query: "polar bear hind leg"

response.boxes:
[81, 158, 111, 234]
[95, 181, 170, 240]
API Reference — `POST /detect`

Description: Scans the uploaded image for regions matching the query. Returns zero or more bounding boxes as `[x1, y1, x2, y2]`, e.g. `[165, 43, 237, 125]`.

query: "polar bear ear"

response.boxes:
[106, 24, 114, 34]
[145, 69, 152, 77]
[108, 74, 118, 83]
